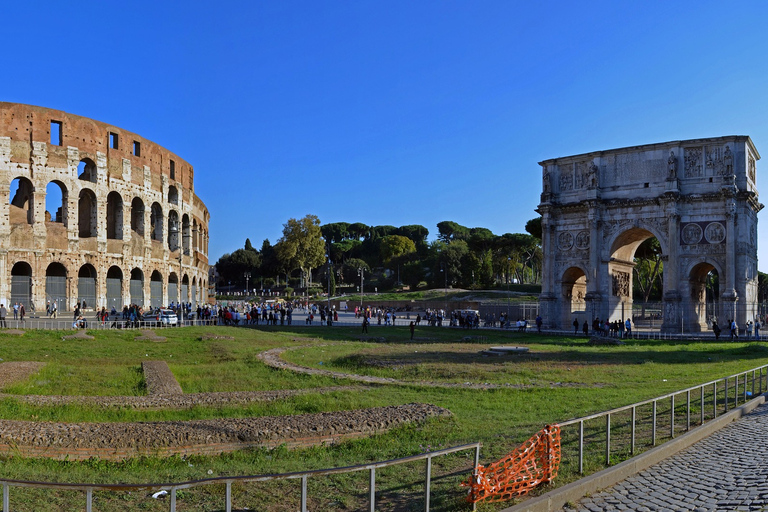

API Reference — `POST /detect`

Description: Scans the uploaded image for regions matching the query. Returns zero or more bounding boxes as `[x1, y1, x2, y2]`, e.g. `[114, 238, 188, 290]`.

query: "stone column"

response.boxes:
[662, 207, 682, 332]
[722, 199, 738, 322]
[539, 209, 557, 328]
[584, 206, 602, 322]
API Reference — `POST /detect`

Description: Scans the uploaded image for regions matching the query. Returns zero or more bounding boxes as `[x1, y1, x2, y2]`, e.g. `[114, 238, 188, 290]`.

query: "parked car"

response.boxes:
[158, 309, 178, 326]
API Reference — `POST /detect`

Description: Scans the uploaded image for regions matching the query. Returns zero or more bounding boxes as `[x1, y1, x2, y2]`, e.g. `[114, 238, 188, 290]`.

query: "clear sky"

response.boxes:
[5, 1, 768, 268]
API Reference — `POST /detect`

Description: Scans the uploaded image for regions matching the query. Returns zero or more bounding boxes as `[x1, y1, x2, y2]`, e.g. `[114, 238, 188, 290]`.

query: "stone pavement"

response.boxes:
[562, 402, 768, 512]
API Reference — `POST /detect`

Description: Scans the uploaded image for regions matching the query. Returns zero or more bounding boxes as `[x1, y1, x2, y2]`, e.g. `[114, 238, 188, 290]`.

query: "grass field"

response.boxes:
[0, 325, 765, 511]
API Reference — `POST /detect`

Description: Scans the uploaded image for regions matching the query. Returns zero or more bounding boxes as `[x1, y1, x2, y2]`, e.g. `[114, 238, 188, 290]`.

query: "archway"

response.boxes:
[10, 261, 32, 310]
[106, 266, 123, 311]
[77, 159, 97, 183]
[182, 214, 190, 255]
[150, 271, 163, 308]
[77, 264, 97, 311]
[181, 275, 189, 305]
[45, 262, 68, 312]
[168, 273, 179, 306]
[191, 276, 197, 308]
[688, 262, 720, 333]
[167, 210, 180, 252]
[131, 197, 145, 237]
[130, 268, 144, 306]
[150, 203, 163, 242]
[45, 181, 67, 226]
[561, 267, 587, 329]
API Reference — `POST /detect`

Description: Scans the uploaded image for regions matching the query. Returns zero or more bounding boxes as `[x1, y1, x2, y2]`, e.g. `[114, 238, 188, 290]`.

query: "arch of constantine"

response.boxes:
[0, 102, 209, 311]
[538, 136, 762, 333]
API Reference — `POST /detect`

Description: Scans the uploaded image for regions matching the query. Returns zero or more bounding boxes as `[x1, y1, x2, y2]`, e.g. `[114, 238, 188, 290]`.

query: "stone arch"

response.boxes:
[130, 268, 144, 306]
[10, 177, 34, 225]
[150, 270, 163, 309]
[182, 214, 190, 255]
[77, 264, 97, 311]
[106, 191, 123, 240]
[168, 210, 180, 252]
[77, 158, 97, 183]
[686, 260, 724, 332]
[106, 266, 123, 311]
[168, 186, 178, 205]
[131, 197, 145, 237]
[45, 180, 68, 226]
[168, 272, 179, 305]
[150, 202, 163, 242]
[10, 261, 32, 309]
[78, 189, 97, 238]
[181, 274, 189, 305]
[561, 266, 588, 328]
[45, 262, 68, 312]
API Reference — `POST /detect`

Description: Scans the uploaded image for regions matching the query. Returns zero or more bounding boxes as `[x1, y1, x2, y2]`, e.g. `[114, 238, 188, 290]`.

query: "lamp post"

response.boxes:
[358, 267, 365, 307]
[244, 272, 251, 298]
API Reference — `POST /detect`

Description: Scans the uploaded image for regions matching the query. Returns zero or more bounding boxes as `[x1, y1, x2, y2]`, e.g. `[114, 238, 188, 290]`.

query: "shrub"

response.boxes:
[283, 287, 294, 297]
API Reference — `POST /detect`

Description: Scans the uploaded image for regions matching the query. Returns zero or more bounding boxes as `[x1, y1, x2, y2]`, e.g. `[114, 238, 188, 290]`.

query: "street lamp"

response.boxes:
[358, 267, 365, 307]
[244, 272, 251, 297]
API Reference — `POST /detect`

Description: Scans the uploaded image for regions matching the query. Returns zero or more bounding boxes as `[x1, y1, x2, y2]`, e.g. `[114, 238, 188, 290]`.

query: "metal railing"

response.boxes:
[558, 364, 767, 474]
[0, 443, 481, 512]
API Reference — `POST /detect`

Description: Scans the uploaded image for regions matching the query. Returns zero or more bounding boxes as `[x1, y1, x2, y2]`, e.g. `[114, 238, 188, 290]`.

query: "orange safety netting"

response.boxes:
[462, 424, 561, 504]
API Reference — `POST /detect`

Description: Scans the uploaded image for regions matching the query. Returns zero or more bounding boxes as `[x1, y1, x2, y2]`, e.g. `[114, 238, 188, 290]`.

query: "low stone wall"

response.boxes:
[0, 403, 451, 460]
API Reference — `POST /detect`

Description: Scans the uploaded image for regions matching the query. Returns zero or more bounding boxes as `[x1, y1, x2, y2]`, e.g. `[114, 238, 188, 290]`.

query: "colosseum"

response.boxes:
[0, 102, 209, 313]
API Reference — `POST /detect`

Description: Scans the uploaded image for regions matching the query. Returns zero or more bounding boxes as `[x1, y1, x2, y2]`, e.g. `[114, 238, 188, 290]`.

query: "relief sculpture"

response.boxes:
[684, 147, 702, 177]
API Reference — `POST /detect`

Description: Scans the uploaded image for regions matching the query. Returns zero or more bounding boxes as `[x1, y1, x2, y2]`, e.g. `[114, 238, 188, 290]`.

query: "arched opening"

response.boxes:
[689, 263, 720, 333]
[130, 268, 144, 306]
[168, 186, 178, 205]
[78, 159, 97, 183]
[131, 197, 145, 237]
[150, 203, 163, 242]
[10, 177, 34, 225]
[106, 266, 123, 311]
[192, 220, 198, 252]
[168, 273, 179, 306]
[150, 271, 163, 309]
[10, 261, 32, 311]
[168, 210, 180, 252]
[181, 274, 189, 305]
[610, 228, 664, 330]
[77, 264, 97, 311]
[191, 276, 197, 308]
[182, 214, 190, 255]
[46, 262, 68, 312]
[106, 191, 123, 240]
[78, 189, 97, 238]
[45, 181, 67, 226]
[561, 267, 587, 329]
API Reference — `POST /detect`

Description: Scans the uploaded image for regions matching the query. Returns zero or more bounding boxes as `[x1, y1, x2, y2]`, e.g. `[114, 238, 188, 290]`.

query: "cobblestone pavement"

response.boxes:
[563, 403, 768, 512]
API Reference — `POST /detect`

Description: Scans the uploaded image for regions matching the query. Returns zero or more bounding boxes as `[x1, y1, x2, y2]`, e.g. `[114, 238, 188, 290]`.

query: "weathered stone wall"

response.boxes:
[0, 102, 210, 310]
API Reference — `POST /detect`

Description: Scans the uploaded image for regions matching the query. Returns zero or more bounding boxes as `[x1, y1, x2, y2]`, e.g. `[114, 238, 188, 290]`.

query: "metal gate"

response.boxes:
[191, 285, 197, 308]
[168, 282, 178, 305]
[106, 278, 122, 310]
[150, 280, 163, 309]
[180, 283, 188, 305]
[46, 276, 67, 313]
[130, 279, 144, 306]
[10, 276, 32, 311]
[77, 277, 96, 311]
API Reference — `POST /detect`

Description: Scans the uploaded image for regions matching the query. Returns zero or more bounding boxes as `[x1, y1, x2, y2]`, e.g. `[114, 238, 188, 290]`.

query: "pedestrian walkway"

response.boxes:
[562, 402, 768, 511]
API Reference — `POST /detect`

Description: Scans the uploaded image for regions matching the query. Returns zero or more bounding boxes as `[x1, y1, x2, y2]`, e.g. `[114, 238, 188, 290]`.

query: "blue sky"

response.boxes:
[6, 1, 768, 268]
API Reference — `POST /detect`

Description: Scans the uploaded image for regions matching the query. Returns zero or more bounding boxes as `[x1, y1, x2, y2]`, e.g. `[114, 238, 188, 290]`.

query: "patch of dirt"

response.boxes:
[0, 361, 44, 388]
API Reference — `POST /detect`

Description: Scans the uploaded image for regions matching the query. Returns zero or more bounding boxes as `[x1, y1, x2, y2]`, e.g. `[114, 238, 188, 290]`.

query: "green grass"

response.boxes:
[0, 326, 764, 510]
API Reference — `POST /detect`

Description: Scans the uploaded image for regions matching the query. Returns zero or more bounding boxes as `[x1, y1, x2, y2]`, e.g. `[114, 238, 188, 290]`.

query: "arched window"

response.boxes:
[45, 181, 68, 226]
[10, 177, 34, 225]
[106, 191, 123, 240]
[182, 214, 190, 255]
[181, 274, 189, 305]
[168, 210, 180, 251]
[168, 186, 178, 205]
[131, 197, 145, 236]
[130, 268, 144, 306]
[78, 159, 97, 183]
[78, 189, 97, 238]
[150, 203, 163, 242]
[168, 272, 179, 305]
[150, 270, 163, 308]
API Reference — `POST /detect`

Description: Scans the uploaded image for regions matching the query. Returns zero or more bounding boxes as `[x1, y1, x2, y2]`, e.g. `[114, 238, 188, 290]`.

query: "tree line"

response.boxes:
[214, 215, 543, 294]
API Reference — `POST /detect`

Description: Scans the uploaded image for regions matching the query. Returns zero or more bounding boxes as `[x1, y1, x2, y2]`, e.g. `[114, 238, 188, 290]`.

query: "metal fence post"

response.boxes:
[227, 481, 232, 512]
[301, 476, 307, 512]
[745, 373, 748, 402]
[605, 414, 611, 466]
[714, 381, 717, 417]
[725, 378, 729, 412]
[370, 468, 376, 512]
[170, 487, 176, 512]
[670, 394, 675, 438]
[3, 483, 8, 512]
[631, 406, 636, 455]
[425, 456, 432, 512]
[579, 420, 584, 474]
[686, 390, 690, 431]
[87, 488, 92, 512]
[652, 400, 657, 446]
[473, 445, 480, 512]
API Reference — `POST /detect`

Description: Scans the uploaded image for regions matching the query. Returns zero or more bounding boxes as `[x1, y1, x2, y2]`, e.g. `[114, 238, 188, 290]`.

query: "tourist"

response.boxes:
[13, 302, 18, 320]
[582, 320, 588, 336]
[19, 303, 25, 324]
[573, 318, 579, 335]
[362, 316, 369, 333]
[535, 315, 543, 333]
[712, 321, 721, 340]
[756, 320, 761, 340]
[624, 318, 632, 338]
[730, 319, 738, 341]
[410, 321, 415, 340]
[0, 304, 7, 328]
